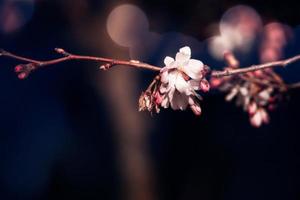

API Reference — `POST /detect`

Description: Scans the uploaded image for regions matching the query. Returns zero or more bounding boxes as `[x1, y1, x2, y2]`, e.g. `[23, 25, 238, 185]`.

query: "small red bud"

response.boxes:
[15, 65, 23, 73]
[210, 78, 222, 88]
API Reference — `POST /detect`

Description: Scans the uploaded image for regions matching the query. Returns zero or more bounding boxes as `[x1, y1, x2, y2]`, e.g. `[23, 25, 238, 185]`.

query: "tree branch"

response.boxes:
[0, 48, 161, 79]
[210, 55, 300, 77]
[1, 48, 300, 80]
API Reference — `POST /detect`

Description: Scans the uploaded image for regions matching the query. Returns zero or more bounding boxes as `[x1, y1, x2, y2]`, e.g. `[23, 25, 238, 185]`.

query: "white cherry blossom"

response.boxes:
[157, 46, 209, 115]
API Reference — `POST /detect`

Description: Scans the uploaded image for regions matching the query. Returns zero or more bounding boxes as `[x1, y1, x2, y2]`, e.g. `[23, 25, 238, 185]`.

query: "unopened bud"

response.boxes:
[224, 51, 239, 68]
[210, 77, 222, 88]
[190, 104, 202, 116]
[15, 65, 24, 73]
[18, 72, 28, 80]
[200, 79, 210, 92]
[55, 48, 66, 54]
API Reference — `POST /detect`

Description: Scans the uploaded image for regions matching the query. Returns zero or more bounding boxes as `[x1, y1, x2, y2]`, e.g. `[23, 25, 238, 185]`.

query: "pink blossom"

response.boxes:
[158, 46, 209, 115]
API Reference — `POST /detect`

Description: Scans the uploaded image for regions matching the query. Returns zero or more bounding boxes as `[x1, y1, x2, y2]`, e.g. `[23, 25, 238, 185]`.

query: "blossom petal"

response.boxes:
[160, 84, 168, 93]
[182, 59, 204, 80]
[243, 96, 250, 110]
[258, 89, 270, 101]
[260, 109, 269, 124]
[250, 111, 263, 128]
[188, 96, 195, 105]
[188, 80, 200, 90]
[226, 87, 238, 101]
[167, 86, 176, 101]
[175, 74, 192, 95]
[161, 95, 170, 108]
[180, 46, 191, 55]
[248, 102, 257, 115]
[239, 87, 248, 96]
[164, 56, 175, 66]
[166, 71, 178, 86]
[170, 91, 188, 110]
[160, 71, 169, 84]
[154, 92, 163, 104]
[175, 46, 191, 65]
[190, 104, 202, 116]
[188, 97, 201, 115]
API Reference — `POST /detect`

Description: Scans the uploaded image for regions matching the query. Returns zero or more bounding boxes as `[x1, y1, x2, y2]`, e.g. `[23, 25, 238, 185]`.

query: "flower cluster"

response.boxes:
[14, 64, 36, 79]
[211, 69, 286, 127]
[139, 47, 210, 115]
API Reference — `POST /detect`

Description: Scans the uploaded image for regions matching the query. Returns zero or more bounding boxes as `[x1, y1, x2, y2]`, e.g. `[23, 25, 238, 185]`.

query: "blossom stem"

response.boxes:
[145, 75, 160, 93]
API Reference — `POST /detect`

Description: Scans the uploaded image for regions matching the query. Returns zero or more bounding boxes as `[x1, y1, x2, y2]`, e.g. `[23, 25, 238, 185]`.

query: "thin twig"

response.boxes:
[1, 49, 42, 64]
[0, 48, 161, 78]
[210, 55, 300, 77]
[287, 82, 300, 90]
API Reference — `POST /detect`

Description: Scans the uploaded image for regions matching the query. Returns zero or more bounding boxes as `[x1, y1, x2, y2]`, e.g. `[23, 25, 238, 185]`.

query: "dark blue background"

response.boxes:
[1, 0, 300, 199]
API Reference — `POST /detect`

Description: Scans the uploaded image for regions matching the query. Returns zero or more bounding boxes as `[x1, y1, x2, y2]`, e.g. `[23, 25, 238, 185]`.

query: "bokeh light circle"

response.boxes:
[220, 5, 262, 51]
[0, 0, 35, 34]
[106, 4, 149, 47]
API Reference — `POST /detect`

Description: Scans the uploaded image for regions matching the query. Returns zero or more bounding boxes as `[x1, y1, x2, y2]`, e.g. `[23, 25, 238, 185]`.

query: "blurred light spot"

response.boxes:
[260, 22, 293, 63]
[220, 5, 262, 46]
[107, 4, 149, 47]
[0, 0, 35, 34]
[208, 36, 233, 59]
[209, 5, 262, 59]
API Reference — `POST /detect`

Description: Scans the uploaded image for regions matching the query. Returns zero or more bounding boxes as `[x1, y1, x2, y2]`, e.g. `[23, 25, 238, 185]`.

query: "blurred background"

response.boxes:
[1, 0, 300, 199]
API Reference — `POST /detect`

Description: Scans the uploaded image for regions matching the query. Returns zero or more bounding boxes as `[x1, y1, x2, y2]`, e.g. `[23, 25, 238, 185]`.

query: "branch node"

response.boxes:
[130, 59, 140, 64]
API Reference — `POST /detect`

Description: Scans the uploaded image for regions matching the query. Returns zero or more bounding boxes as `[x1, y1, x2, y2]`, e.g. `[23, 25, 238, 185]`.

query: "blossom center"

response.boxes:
[177, 67, 190, 81]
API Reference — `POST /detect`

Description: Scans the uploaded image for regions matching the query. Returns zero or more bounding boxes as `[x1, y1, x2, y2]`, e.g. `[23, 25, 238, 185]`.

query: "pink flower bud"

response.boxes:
[259, 109, 269, 124]
[210, 78, 222, 88]
[200, 79, 210, 92]
[250, 111, 262, 128]
[14, 65, 24, 73]
[253, 70, 264, 77]
[190, 104, 201, 116]
[18, 72, 28, 80]
[248, 102, 257, 115]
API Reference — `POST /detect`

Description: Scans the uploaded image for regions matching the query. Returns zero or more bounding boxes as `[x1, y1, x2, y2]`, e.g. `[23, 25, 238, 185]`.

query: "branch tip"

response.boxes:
[0, 49, 6, 56]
